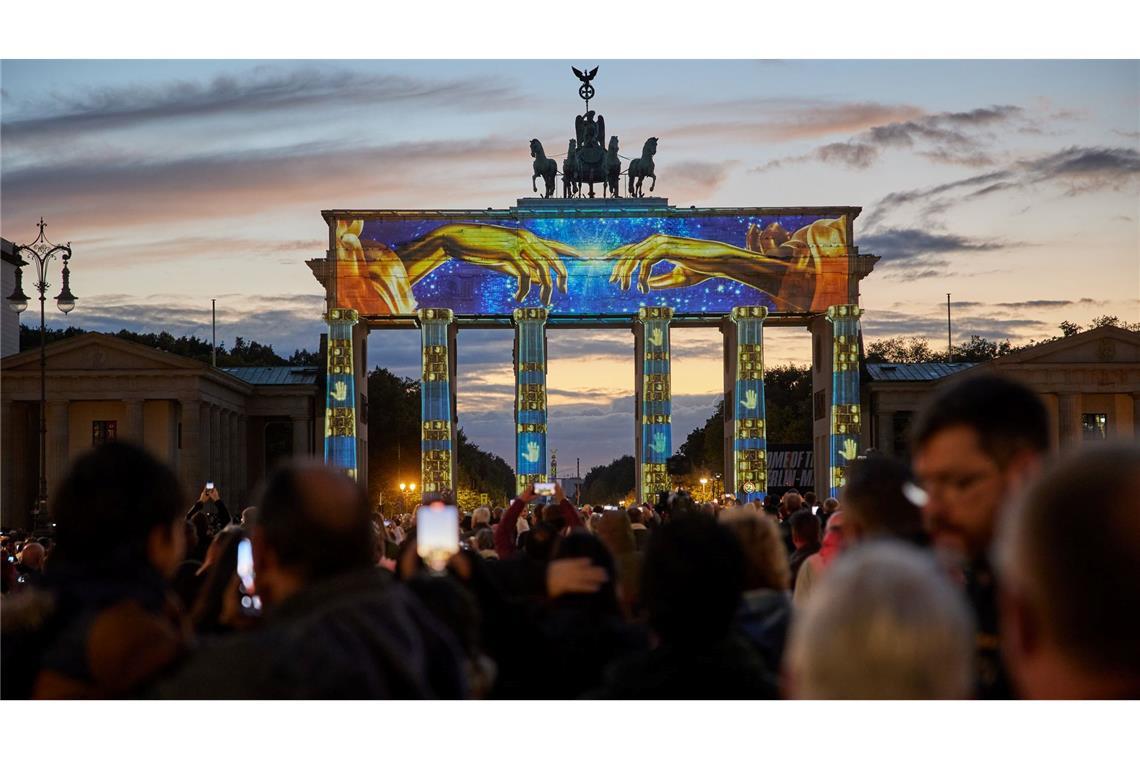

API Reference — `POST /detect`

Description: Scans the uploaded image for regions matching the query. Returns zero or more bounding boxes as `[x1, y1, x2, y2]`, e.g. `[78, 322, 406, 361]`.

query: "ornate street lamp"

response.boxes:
[7, 218, 77, 530]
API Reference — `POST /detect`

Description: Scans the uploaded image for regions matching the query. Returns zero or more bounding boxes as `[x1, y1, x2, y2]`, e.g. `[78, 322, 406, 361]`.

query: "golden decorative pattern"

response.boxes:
[731, 306, 769, 321]
[517, 423, 548, 434]
[831, 403, 862, 435]
[327, 407, 355, 437]
[518, 383, 546, 411]
[738, 342, 764, 380]
[736, 417, 766, 440]
[422, 343, 449, 380]
[644, 373, 670, 402]
[642, 414, 671, 425]
[637, 306, 674, 321]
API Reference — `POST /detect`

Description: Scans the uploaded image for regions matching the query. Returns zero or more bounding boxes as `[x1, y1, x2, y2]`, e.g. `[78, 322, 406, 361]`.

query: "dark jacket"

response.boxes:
[1, 564, 190, 699]
[591, 634, 779, 699]
[787, 541, 821, 590]
[734, 588, 792, 674]
[965, 558, 1013, 699]
[154, 567, 467, 699]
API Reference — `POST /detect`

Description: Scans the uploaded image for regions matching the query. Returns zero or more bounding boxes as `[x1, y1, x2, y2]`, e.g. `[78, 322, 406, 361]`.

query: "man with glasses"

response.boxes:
[910, 373, 1049, 698]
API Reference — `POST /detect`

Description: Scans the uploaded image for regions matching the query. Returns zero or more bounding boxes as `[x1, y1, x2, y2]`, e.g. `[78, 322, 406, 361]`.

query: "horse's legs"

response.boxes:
[533, 173, 538, 193]
[650, 174, 656, 193]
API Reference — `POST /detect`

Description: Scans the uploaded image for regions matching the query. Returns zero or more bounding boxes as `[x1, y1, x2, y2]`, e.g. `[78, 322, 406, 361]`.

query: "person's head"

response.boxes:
[910, 373, 1048, 559]
[762, 494, 780, 518]
[642, 514, 745, 646]
[595, 509, 635, 557]
[780, 492, 803, 518]
[822, 497, 839, 514]
[51, 441, 185, 578]
[252, 460, 377, 606]
[18, 542, 45, 571]
[721, 510, 790, 592]
[787, 540, 975, 699]
[627, 506, 644, 525]
[190, 512, 210, 546]
[473, 527, 496, 552]
[841, 454, 925, 544]
[803, 491, 817, 508]
[818, 511, 847, 566]
[550, 530, 620, 616]
[471, 507, 490, 528]
[587, 513, 602, 534]
[491, 507, 504, 525]
[240, 506, 258, 527]
[996, 444, 1140, 699]
[540, 503, 565, 530]
[789, 510, 821, 549]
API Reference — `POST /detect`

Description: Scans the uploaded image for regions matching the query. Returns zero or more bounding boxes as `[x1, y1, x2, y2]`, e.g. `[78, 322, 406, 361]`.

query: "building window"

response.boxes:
[92, 420, 117, 446]
[1082, 413, 1108, 440]
[891, 411, 913, 456]
[814, 390, 826, 421]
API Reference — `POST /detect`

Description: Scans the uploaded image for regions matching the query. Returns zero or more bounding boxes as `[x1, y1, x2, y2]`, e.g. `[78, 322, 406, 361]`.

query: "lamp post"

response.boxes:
[7, 218, 77, 530]
[398, 481, 417, 513]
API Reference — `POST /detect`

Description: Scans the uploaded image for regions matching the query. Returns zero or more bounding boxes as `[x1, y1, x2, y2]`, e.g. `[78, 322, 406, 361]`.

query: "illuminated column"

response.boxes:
[826, 304, 863, 498]
[419, 308, 457, 498]
[323, 307, 359, 480]
[513, 307, 548, 494]
[729, 306, 769, 502]
[635, 306, 673, 503]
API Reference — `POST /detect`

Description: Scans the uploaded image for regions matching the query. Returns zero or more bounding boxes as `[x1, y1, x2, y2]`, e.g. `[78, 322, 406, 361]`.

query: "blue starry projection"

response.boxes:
[347, 212, 846, 317]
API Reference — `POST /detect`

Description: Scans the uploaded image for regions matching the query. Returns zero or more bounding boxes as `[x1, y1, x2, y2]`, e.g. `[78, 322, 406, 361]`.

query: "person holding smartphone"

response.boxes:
[492, 482, 582, 561]
[186, 483, 233, 535]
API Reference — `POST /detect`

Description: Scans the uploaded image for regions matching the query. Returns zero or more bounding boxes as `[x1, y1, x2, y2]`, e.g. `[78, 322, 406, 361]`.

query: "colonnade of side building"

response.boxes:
[323, 305, 865, 504]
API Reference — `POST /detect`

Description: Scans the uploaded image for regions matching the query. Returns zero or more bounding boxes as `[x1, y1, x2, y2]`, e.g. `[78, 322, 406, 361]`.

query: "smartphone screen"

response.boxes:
[534, 482, 556, 496]
[237, 537, 261, 612]
[417, 504, 459, 572]
[206, 481, 215, 491]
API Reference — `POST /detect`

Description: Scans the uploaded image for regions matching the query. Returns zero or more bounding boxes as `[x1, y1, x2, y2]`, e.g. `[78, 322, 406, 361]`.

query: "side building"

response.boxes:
[1, 333, 321, 530]
[863, 325, 1140, 457]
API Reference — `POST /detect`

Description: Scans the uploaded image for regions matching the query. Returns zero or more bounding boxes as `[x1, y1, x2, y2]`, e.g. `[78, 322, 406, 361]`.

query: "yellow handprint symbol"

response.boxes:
[330, 380, 348, 403]
[839, 439, 859, 461]
[648, 327, 664, 348]
[740, 389, 758, 411]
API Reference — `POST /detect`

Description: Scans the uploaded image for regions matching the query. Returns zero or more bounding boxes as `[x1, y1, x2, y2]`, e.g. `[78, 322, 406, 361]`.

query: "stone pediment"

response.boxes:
[1, 333, 206, 373]
[991, 326, 1140, 366]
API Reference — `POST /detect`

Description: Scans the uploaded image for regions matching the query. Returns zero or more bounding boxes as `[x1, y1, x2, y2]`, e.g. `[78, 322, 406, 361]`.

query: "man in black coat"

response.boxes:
[156, 462, 467, 699]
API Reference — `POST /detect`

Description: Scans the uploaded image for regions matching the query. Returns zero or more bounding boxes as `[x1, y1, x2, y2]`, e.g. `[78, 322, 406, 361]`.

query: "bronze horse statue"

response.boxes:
[562, 139, 580, 198]
[530, 139, 557, 198]
[628, 137, 657, 198]
[604, 136, 621, 198]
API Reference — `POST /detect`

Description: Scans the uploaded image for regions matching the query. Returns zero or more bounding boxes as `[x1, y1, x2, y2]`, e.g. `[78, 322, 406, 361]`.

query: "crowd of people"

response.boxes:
[1, 372, 1137, 699]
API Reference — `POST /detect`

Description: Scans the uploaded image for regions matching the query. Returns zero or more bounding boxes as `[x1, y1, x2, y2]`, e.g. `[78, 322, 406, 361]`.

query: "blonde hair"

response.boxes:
[721, 510, 790, 591]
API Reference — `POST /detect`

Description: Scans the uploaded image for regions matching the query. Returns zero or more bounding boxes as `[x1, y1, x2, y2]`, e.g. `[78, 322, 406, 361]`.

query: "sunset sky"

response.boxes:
[2, 59, 1137, 471]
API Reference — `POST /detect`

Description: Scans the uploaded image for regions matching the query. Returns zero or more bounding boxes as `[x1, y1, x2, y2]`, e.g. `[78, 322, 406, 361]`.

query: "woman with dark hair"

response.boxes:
[537, 529, 648, 698]
[0, 442, 190, 699]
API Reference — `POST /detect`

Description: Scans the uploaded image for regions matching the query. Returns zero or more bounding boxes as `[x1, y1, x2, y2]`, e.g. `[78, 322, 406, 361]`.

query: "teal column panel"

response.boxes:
[731, 306, 769, 502]
[827, 304, 863, 499]
[636, 306, 673, 503]
[324, 308, 359, 480]
[419, 308, 456, 498]
[513, 307, 548, 493]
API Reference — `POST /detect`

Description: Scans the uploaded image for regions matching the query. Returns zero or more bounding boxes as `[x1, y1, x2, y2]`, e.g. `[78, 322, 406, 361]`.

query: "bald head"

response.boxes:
[256, 461, 376, 582]
[19, 542, 45, 570]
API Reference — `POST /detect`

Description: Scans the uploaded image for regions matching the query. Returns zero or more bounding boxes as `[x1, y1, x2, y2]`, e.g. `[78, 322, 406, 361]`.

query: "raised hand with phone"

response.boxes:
[491, 480, 577, 561]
